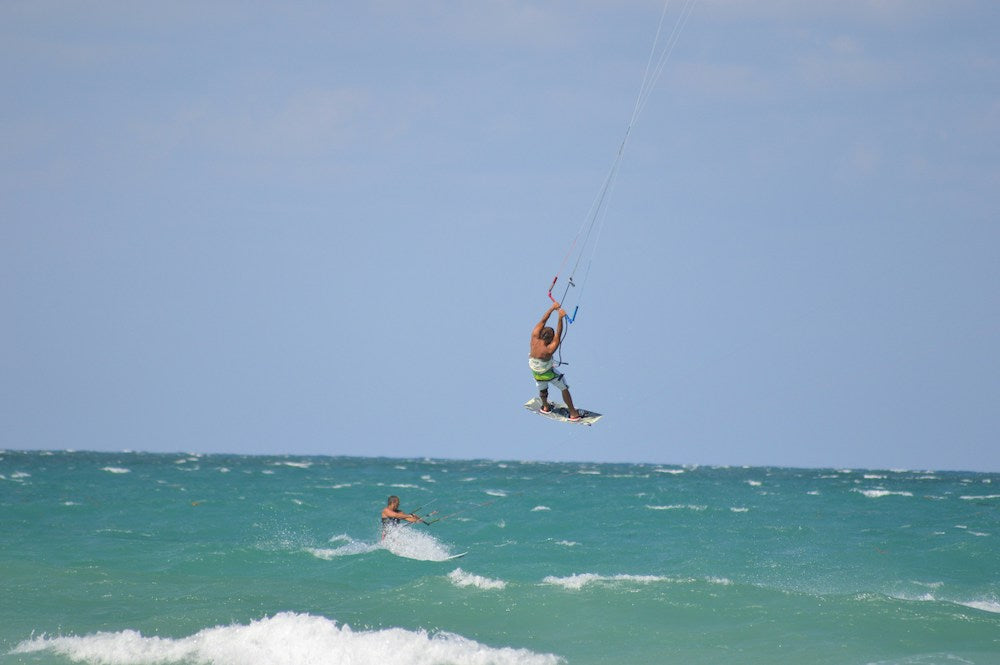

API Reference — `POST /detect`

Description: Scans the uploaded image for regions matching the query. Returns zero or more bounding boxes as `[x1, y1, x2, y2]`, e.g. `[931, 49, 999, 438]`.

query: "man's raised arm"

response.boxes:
[552, 308, 566, 351]
[533, 302, 560, 337]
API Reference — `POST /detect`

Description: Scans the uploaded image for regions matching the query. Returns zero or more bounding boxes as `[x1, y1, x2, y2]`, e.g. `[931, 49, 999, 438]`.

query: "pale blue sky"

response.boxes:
[2, 1, 998, 471]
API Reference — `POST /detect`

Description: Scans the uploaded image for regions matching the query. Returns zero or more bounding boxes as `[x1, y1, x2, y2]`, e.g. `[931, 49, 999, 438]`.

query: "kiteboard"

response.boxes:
[445, 552, 468, 561]
[524, 398, 602, 426]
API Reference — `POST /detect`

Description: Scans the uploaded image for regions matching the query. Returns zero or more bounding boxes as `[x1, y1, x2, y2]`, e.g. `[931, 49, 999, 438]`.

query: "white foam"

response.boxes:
[645, 504, 707, 511]
[380, 525, 457, 562]
[958, 600, 1000, 614]
[889, 592, 1000, 616]
[960, 494, 1000, 500]
[484, 489, 507, 497]
[12, 612, 562, 665]
[531, 505, 551, 512]
[555, 540, 579, 547]
[306, 531, 466, 562]
[730, 507, 749, 513]
[746, 480, 762, 487]
[306, 535, 379, 560]
[542, 573, 605, 590]
[447, 568, 507, 590]
[886, 590, 935, 605]
[101, 467, 131, 474]
[852, 488, 913, 499]
[654, 468, 685, 475]
[275, 461, 312, 469]
[542, 573, 669, 590]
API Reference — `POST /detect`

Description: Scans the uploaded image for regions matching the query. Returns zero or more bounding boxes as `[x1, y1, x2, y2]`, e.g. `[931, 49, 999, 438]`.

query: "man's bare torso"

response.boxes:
[530, 335, 553, 361]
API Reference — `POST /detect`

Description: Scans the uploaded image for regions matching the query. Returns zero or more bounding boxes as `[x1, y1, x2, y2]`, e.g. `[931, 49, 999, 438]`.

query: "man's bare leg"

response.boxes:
[562, 389, 581, 419]
[539, 389, 552, 412]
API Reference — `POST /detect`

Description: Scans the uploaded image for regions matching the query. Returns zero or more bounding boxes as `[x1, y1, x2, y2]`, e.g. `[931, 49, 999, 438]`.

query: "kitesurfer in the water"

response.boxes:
[381, 495, 423, 527]
[529, 301, 581, 420]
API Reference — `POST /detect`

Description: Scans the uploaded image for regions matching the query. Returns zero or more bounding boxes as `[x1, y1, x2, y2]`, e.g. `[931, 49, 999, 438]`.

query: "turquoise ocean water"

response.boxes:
[2, 450, 998, 664]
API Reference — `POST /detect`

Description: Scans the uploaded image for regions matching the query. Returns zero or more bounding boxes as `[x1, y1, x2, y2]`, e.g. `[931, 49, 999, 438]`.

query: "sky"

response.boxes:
[2, 1, 998, 472]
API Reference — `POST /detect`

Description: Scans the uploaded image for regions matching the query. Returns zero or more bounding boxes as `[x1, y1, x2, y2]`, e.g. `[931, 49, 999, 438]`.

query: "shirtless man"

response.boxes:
[381, 495, 423, 527]
[529, 301, 581, 420]
[380, 495, 424, 539]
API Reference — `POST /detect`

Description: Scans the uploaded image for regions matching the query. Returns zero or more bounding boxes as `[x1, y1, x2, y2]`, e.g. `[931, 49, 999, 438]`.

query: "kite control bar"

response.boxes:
[547, 276, 579, 323]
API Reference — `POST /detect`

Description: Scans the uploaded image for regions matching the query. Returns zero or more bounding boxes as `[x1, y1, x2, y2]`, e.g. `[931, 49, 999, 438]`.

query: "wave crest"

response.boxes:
[448, 568, 507, 590]
[13, 612, 562, 665]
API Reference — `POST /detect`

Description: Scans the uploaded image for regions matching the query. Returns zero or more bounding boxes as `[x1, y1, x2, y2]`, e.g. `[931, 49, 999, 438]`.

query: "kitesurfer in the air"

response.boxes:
[529, 301, 581, 421]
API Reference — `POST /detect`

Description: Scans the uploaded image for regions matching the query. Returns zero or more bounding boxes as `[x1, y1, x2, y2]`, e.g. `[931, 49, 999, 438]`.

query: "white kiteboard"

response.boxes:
[444, 552, 468, 561]
[524, 398, 602, 426]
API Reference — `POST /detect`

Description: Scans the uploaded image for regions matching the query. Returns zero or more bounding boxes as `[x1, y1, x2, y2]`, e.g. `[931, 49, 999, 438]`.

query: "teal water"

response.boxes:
[2, 450, 998, 664]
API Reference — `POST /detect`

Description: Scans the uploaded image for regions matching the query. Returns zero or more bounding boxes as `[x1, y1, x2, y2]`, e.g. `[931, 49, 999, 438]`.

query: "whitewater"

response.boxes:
[2, 450, 998, 664]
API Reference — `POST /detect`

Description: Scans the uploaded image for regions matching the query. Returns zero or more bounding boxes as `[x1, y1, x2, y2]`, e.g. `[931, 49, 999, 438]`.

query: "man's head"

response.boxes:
[387, 495, 400, 508]
[540, 327, 555, 343]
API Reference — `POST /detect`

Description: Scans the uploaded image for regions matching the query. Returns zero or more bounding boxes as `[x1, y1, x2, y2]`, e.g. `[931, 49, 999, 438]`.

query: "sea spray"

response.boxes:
[2, 451, 997, 665]
[13, 613, 562, 665]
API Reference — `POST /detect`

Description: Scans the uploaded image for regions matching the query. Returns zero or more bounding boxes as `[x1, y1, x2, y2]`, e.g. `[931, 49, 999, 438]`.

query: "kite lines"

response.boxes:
[547, 0, 696, 351]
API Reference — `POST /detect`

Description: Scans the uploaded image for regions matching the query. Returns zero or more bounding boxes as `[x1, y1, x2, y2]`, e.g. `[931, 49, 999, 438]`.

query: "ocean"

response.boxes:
[1, 450, 998, 664]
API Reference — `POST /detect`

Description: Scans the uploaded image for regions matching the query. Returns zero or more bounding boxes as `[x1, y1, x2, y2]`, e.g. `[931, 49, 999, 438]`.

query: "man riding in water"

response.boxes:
[381, 495, 423, 526]
[380, 495, 424, 540]
[529, 301, 581, 421]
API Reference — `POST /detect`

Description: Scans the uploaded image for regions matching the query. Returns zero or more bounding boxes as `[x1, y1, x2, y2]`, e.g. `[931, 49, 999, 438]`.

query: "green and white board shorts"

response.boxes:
[529, 357, 568, 391]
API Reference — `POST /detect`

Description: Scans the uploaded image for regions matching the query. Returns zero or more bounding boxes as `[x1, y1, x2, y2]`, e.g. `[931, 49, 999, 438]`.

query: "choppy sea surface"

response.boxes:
[2, 450, 998, 664]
